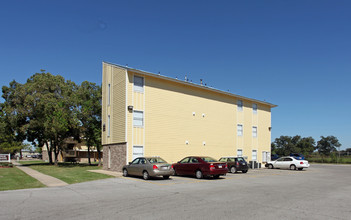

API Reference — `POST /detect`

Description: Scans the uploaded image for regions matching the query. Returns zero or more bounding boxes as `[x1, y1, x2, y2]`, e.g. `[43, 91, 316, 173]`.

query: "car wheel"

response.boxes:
[230, 166, 237, 173]
[123, 169, 128, 177]
[195, 170, 203, 179]
[163, 175, 170, 179]
[298, 168, 303, 171]
[242, 170, 248, 173]
[290, 164, 296, 170]
[268, 164, 274, 169]
[143, 171, 150, 180]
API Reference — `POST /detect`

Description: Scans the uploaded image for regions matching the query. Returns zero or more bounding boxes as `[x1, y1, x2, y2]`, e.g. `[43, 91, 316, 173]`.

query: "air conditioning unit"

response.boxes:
[249, 161, 261, 169]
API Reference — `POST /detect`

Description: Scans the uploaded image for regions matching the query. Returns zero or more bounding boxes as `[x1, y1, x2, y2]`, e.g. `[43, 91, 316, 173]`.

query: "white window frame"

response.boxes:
[133, 110, 144, 127]
[237, 100, 243, 112]
[253, 103, 257, 114]
[237, 149, 243, 157]
[237, 124, 243, 136]
[132, 146, 144, 160]
[252, 150, 257, 161]
[252, 126, 257, 138]
[134, 76, 144, 93]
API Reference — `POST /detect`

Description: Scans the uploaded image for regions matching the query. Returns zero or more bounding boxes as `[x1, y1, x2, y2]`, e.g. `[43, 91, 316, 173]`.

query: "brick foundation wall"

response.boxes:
[103, 143, 127, 172]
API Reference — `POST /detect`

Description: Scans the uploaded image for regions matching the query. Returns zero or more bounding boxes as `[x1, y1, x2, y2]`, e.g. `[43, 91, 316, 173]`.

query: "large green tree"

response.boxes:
[0, 81, 28, 156]
[74, 81, 102, 165]
[271, 135, 315, 156]
[316, 136, 341, 156]
[24, 71, 79, 165]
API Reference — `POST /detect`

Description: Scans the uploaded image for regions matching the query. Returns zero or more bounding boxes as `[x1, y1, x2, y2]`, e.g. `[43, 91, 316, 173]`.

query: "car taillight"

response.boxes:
[236, 162, 239, 166]
[225, 164, 228, 168]
[171, 165, 173, 169]
[300, 162, 304, 164]
[153, 165, 158, 170]
[210, 164, 215, 170]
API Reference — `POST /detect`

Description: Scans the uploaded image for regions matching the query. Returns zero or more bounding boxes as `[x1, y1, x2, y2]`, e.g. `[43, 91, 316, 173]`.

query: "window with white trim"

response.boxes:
[253, 103, 257, 114]
[237, 100, 243, 111]
[252, 126, 257, 138]
[134, 76, 144, 92]
[133, 110, 144, 127]
[132, 146, 144, 160]
[237, 149, 243, 157]
[252, 150, 257, 161]
[237, 124, 243, 136]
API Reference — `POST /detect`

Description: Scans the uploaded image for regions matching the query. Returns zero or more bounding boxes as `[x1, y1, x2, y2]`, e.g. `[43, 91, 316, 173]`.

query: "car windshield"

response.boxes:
[147, 157, 167, 163]
[201, 157, 217, 162]
[219, 158, 227, 162]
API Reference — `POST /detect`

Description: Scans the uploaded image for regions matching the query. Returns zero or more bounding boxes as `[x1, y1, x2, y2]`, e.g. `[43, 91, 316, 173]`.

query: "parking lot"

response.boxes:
[1, 164, 351, 220]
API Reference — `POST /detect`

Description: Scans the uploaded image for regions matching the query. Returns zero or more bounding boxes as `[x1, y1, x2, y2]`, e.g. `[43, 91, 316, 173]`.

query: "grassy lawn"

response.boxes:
[0, 167, 45, 191]
[27, 163, 113, 184]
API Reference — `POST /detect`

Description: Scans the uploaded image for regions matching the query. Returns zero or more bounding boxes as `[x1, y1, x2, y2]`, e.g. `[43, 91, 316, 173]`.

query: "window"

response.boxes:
[252, 150, 257, 161]
[237, 149, 243, 157]
[107, 115, 110, 137]
[252, 126, 257, 138]
[134, 76, 144, 92]
[190, 158, 199, 163]
[133, 111, 144, 127]
[253, 103, 257, 114]
[108, 83, 111, 106]
[237, 100, 243, 111]
[237, 124, 243, 136]
[132, 146, 144, 160]
[180, 157, 190, 163]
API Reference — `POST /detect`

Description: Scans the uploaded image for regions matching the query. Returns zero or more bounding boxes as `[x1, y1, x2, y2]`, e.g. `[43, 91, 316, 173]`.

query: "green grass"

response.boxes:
[307, 156, 351, 164]
[28, 163, 113, 184]
[0, 167, 45, 191]
[18, 160, 47, 165]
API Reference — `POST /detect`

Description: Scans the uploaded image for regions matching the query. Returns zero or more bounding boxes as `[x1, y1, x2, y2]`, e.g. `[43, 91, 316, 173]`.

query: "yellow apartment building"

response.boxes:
[102, 62, 277, 171]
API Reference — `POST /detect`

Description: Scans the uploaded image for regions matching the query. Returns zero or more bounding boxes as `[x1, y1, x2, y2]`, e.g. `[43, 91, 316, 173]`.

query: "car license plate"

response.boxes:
[218, 165, 222, 168]
[161, 166, 168, 170]
[242, 163, 246, 165]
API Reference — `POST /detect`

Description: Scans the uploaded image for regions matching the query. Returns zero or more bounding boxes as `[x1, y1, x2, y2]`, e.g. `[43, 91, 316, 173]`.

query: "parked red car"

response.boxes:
[172, 156, 228, 179]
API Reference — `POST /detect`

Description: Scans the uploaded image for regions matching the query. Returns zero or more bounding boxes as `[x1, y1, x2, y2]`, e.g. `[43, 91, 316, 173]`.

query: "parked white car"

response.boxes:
[266, 156, 310, 170]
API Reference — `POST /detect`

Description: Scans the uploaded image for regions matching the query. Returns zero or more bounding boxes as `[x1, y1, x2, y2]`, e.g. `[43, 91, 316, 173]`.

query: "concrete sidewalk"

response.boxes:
[12, 161, 68, 187]
[88, 169, 123, 177]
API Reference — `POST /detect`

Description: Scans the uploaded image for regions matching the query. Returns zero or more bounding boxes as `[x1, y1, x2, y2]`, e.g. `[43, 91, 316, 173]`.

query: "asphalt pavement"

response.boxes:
[1, 164, 350, 220]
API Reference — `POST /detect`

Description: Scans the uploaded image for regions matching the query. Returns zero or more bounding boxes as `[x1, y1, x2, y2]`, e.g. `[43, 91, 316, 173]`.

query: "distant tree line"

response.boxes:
[0, 70, 101, 166]
[271, 135, 342, 157]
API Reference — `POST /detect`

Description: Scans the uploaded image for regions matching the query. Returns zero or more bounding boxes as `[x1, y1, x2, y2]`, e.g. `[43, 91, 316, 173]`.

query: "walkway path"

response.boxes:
[12, 161, 68, 187]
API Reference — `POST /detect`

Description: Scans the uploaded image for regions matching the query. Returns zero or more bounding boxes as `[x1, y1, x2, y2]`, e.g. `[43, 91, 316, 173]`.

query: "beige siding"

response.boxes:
[102, 63, 126, 145]
[138, 76, 272, 163]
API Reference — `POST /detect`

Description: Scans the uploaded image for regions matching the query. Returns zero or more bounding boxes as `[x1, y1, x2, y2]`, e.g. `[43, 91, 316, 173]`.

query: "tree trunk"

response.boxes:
[87, 145, 91, 165]
[45, 142, 53, 165]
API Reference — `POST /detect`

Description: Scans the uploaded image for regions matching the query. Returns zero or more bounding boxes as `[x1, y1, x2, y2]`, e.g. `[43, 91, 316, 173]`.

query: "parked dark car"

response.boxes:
[290, 153, 304, 160]
[122, 157, 174, 180]
[271, 154, 280, 161]
[172, 156, 228, 179]
[218, 156, 248, 173]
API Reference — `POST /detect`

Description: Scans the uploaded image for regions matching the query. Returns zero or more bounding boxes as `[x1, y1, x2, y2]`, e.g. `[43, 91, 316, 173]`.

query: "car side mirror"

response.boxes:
[129, 162, 132, 165]
[177, 161, 180, 163]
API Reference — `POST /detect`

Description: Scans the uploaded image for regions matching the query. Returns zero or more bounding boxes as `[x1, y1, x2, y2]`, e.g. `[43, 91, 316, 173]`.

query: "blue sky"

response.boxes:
[0, 0, 350, 149]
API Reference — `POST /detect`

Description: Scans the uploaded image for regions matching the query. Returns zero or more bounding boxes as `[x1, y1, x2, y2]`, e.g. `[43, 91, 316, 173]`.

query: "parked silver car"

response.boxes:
[122, 157, 174, 180]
